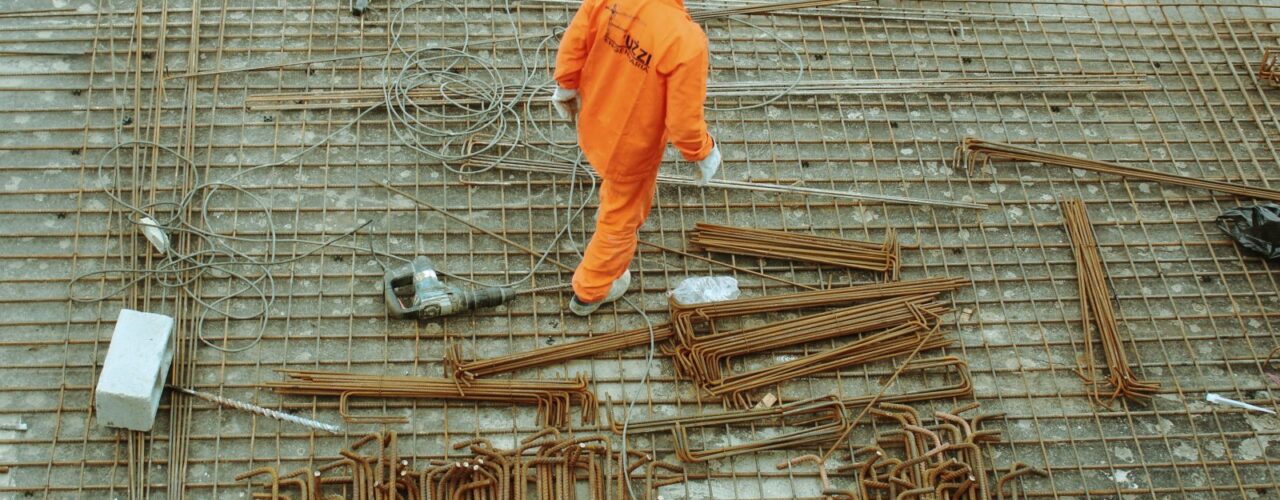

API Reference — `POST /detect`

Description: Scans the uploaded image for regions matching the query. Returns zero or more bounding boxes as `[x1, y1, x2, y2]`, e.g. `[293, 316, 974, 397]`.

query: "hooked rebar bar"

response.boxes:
[1061, 198, 1160, 405]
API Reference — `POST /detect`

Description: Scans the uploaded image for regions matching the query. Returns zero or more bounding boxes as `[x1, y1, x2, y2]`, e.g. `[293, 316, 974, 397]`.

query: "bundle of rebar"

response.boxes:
[604, 355, 972, 462]
[817, 402, 1046, 499]
[608, 356, 971, 433]
[957, 137, 1280, 202]
[668, 277, 970, 346]
[664, 278, 967, 408]
[447, 280, 967, 407]
[461, 153, 986, 209]
[671, 295, 948, 384]
[265, 370, 598, 427]
[836, 356, 973, 409]
[445, 325, 675, 380]
[421, 431, 682, 500]
[705, 321, 952, 408]
[245, 74, 1151, 112]
[664, 277, 964, 407]
[665, 280, 963, 406]
[236, 431, 683, 500]
[688, 223, 900, 280]
[1260, 49, 1280, 86]
[1061, 199, 1160, 405]
[237, 433, 410, 500]
[605, 395, 852, 462]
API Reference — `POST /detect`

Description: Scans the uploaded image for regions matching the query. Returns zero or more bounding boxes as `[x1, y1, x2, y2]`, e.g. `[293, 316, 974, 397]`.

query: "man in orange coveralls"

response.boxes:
[553, 0, 722, 316]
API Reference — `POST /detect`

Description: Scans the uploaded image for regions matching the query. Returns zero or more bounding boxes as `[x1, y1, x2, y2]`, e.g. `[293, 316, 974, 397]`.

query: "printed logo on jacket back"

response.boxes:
[603, 3, 653, 72]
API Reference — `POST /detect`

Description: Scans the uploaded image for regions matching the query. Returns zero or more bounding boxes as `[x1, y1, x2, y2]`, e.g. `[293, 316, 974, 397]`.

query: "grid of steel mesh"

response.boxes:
[2, 0, 1280, 498]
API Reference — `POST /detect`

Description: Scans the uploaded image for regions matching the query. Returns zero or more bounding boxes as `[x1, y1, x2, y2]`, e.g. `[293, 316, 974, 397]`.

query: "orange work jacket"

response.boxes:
[554, 0, 715, 182]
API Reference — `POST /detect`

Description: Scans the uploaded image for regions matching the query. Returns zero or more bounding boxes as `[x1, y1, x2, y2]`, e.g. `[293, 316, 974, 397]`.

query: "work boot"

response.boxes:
[569, 270, 631, 316]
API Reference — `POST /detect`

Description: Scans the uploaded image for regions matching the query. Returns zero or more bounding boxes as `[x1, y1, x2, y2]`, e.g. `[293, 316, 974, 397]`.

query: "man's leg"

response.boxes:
[571, 174, 659, 305]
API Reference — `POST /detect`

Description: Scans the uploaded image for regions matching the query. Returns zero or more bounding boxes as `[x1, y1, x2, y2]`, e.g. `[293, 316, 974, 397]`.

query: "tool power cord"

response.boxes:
[74, 1, 801, 494]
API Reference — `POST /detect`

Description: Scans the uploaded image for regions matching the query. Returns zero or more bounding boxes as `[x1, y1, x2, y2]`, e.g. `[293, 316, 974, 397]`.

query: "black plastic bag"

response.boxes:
[1216, 203, 1280, 260]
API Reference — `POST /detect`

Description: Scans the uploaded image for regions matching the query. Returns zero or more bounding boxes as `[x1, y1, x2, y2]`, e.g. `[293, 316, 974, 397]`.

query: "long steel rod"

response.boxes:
[244, 74, 1151, 111]
[959, 137, 1280, 202]
[165, 34, 548, 80]
[463, 155, 986, 209]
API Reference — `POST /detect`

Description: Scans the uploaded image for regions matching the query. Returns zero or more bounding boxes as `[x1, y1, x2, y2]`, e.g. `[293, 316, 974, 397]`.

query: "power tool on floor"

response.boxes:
[384, 256, 515, 320]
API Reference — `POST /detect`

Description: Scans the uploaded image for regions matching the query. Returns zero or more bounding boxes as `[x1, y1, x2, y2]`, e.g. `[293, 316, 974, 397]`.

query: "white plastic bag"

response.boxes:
[670, 276, 740, 305]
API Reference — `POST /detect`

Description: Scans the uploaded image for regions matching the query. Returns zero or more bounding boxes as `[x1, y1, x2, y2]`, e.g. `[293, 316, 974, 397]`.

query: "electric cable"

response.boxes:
[73, 2, 594, 353]
[80, 3, 798, 493]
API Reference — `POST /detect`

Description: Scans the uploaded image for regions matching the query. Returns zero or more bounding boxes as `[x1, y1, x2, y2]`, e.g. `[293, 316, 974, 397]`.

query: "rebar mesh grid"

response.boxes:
[2, 0, 1280, 498]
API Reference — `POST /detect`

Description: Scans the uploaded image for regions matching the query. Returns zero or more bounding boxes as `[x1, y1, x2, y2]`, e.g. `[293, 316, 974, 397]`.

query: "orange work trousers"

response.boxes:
[571, 171, 660, 302]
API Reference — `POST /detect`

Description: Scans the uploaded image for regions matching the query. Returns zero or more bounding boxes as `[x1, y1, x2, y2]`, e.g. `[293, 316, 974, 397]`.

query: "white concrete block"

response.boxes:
[94, 309, 175, 432]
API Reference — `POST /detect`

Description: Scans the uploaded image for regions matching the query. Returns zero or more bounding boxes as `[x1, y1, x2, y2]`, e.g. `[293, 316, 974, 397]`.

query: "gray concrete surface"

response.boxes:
[1, 0, 1279, 498]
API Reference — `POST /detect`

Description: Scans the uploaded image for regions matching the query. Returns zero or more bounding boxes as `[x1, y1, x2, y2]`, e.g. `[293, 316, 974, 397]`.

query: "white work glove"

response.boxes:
[694, 145, 722, 186]
[551, 86, 579, 120]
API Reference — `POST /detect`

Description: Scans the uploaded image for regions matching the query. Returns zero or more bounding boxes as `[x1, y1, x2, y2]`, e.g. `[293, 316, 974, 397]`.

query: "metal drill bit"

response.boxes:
[167, 385, 342, 434]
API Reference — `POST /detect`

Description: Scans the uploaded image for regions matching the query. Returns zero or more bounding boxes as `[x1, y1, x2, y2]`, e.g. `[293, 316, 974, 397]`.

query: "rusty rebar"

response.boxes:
[1061, 198, 1161, 405]
[807, 402, 1028, 499]
[668, 277, 970, 347]
[265, 370, 598, 427]
[674, 396, 850, 462]
[704, 320, 953, 409]
[958, 137, 1280, 203]
[688, 223, 900, 280]
[996, 462, 1050, 500]
[1260, 49, 1280, 86]
[237, 430, 681, 500]
[446, 325, 675, 381]
[667, 286, 960, 409]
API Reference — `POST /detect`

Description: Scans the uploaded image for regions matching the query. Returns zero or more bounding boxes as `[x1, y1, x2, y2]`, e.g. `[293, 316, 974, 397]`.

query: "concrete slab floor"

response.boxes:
[1, 0, 1279, 498]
